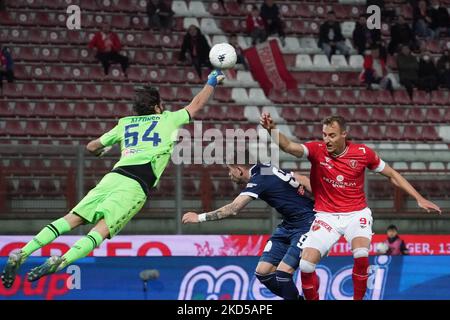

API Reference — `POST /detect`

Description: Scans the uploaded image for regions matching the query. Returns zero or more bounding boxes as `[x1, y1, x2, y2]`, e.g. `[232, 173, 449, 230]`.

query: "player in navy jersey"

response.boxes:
[182, 155, 315, 300]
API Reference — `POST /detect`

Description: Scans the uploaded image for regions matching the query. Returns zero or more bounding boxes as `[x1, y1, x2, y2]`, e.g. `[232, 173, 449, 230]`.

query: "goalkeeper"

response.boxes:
[1, 70, 225, 287]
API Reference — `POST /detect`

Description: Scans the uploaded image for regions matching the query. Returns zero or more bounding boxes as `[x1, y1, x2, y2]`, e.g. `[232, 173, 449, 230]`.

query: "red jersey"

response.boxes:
[302, 141, 385, 213]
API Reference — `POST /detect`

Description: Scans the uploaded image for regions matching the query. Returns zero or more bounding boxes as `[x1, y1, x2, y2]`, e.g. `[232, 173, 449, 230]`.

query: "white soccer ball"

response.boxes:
[375, 242, 389, 254]
[209, 43, 237, 70]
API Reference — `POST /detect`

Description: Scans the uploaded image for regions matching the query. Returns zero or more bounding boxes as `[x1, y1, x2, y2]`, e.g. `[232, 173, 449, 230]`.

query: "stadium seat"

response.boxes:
[214, 87, 233, 102]
[46, 121, 66, 137]
[303, 89, 323, 104]
[385, 126, 402, 140]
[220, 19, 241, 33]
[353, 107, 371, 122]
[249, 88, 271, 105]
[189, 1, 209, 17]
[389, 107, 409, 123]
[298, 37, 320, 54]
[66, 122, 85, 137]
[340, 21, 356, 38]
[403, 126, 419, 140]
[281, 107, 298, 122]
[349, 124, 366, 141]
[431, 90, 447, 105]
[312, 54, 331, 70]
[172, 1, 190, 16]
[349, 55, 364, 69]
[393, 90, 411, 105]
[359, 90, 377, 104]
[54, 102, 75, 118]
[424, 108, 442, 123]
[366, 125, 383, 140]
[370, 107, 388, 122]
[330, 55, 348, 69]
[200, 18, 223, 34]
[231, 88, 250, 104]
[295, 54, 313, 69]
[412, 90, 430, 105]
[323, 90, 340, 104]
[283, 37, 301, 53]
[407, 108, 425, 122]
[340, 90, 357, 104]
[227, 106, 246, 121]
[421, 126, 440, 141]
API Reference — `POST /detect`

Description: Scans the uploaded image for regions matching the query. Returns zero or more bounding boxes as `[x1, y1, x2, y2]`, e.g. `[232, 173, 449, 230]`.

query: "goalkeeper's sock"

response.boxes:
[60, 231, 104, 269]
[21, 217, 72, 259]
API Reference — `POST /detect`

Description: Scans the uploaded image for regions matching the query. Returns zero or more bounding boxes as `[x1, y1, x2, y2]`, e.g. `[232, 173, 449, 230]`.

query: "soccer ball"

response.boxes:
[209, 43, 237, 70]
[375, 242, 389, 254]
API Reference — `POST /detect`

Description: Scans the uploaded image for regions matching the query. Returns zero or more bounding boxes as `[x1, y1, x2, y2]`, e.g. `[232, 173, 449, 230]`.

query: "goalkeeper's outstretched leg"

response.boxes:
[1, 213, 84, 288]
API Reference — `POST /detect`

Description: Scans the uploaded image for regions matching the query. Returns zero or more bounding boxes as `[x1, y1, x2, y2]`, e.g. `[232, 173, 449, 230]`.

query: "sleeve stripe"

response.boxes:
[372, 159, 386, 173]
[240, 192, 259, 199]
[301, 144, 309, 158]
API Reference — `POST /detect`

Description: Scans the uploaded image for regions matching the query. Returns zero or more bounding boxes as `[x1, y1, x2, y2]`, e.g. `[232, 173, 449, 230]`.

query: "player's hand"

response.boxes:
[182, 212, 200, 224]
[95, 146, 112, 158]
[417, 198, 442, 214]
[206, 69, 225, 87]
[260, 112, 276, 130]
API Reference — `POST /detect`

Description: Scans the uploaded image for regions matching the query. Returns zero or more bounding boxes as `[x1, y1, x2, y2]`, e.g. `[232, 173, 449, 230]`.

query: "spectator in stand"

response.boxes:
[318, 11, 350, 59]
[361, 47, 394, 92]
[246, 5, 267, 45]
[229, 34, 248, 70]
[388, 15, 417, 55]
[146, 0, 174, 34]
[383, 225, 409, 256]
[260, 0, 285, 46]
[429, 0, 450, 38]
[352, 15, 381, 55]
[413, 0, 435, 39]
[436, 49, 450, 88]
[179, 25, 211, 79]
[88, 23, 129, 77]
[397, 45, 419, 98]
[367, 0, 396, 23]
[418, 51, 439, 92]
[0, 45, 15, 94]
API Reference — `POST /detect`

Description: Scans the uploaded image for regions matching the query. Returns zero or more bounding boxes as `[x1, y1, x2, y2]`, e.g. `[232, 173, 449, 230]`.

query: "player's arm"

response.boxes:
[86, 138, 111, 157]
[184, 70, 225, 119]
[260, 112, 305, 158]
[378, 164, 441, 214]
[182, 195, 253, 224]
[292, 172, 312, 193]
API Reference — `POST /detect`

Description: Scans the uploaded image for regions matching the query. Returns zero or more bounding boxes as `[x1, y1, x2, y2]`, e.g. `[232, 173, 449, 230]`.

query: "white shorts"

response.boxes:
[298, 207, 374, 257]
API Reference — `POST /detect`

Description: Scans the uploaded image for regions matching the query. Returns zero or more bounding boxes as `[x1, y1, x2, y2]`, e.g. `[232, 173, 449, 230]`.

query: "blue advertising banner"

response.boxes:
[1, 256, 450, 300]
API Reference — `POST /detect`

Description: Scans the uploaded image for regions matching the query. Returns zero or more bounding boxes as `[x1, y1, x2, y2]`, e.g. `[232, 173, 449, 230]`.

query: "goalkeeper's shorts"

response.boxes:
[70, 172, 147, 238]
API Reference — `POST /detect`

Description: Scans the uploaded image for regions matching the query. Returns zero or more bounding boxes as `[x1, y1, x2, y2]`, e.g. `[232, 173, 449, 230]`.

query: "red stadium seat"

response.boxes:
[111, 15, 130, 29]
[4, 121, 25, 136]
[431, 90, 447, 105]
[402, 126, 419, 140]
[209, 2, 226, 16]
[389, 107, 409, 123]
[335, 107, 353, 120]
[340, 90, 357, 104]
[348, 125, 366, 141]
[159, 87, 174, 101]
[297, 4, 313, 17]
[317, 107, 333, 119]
[18, 180, 38, 196]
[54, 102, 75, 118]
[175, 87, 193, 102]
[359, 90, 377, 104]
[214, 88, 232, 102]
[424, 108, 443, 123]
[412, 90, 430, 105]
[393, 90, 411, 105]
[421, 126, 440, 141]
[95, 103, 112, 118]
[15, 102, 34, 117]
[281, 107, 299, 122]
[294, 125, 313, 140]
[25, 120, 45, 136]
[227, 106, 246, 121]
[322, 90, 339, 104]
[298, 107, 318, 122]
[377, 90, 394, 105]
[366, 125, 383, 140]
[113, 103, 132, 118]
[370, 107, 388, 122]
[46, 121, 66, 137]
[353, 107, 371, 122]
[226, 2, 245, 15]
[385, 125, 402, 140]
[85, 122, 104, 137]
[407, 108, 425, 122]
[207, 106, 226, 121]
[304, 89, 323, 104]
[34, 102, 54, 118]
[220, 19, 241, 33]
[269, 90, 290, 104]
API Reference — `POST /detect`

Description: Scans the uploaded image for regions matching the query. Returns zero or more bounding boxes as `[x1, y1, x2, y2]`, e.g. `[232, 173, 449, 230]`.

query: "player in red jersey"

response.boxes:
[260, 113, 441, 300]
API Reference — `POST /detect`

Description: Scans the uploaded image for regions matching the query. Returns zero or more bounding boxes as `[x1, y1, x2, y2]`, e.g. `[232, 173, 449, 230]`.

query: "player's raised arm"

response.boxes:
[379, 164, 442, 214]
[182, 194, 253, 224]
[184, 70, 225, 119]
[260, 112, 305, 158]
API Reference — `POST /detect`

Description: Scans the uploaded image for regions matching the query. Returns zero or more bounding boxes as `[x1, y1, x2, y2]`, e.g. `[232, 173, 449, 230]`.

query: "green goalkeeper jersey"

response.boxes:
[99, 109, 190, 186]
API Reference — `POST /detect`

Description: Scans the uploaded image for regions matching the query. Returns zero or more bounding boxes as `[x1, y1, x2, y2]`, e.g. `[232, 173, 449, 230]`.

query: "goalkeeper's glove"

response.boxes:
[206, 69, 225, 87]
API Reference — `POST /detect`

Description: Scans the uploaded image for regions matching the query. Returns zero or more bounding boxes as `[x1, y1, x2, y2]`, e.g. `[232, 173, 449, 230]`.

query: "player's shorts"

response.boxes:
[299, 207, 374, 258]
[70, 172, 147, 238]
[260, 223, 312, 269]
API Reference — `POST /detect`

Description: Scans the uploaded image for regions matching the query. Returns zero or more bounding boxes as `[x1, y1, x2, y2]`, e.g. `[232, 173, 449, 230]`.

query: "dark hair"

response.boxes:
[133, 85, 161, 116]
[322, 115, 347, 131]
[251, 5, 258, 10]
[387, 225, 398, 231]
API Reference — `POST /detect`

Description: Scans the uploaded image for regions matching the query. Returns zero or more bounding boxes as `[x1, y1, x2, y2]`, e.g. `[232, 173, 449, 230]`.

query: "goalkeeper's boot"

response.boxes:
[1, 250, 26, 288]
[27, 256, 64, 282]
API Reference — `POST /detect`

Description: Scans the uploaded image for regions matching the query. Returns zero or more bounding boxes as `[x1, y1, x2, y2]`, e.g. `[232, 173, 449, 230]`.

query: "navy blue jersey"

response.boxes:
[240, 163, 315, 229]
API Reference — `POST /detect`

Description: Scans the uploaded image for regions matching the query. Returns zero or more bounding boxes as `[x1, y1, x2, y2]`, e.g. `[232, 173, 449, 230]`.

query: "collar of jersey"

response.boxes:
[330, 145, 349, 158]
